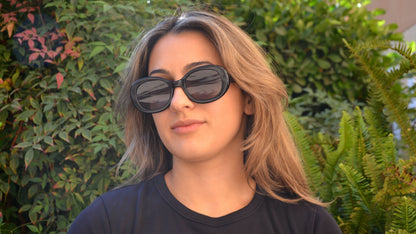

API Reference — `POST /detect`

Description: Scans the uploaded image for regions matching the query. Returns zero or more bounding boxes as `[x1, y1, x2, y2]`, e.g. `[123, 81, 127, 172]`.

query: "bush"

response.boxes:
[216, 0, 402, 134]
[0, 0, 192, 232]
[287, 40, 416, 233]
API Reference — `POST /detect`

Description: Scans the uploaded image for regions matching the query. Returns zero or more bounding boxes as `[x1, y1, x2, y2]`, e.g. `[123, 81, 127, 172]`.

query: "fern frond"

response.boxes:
[339, 163, 386, 232]
[344, 39, 390, 53]
[362, 154, 383, 190]
[345, 107, 370, 171]
[384, 162, 416, 197]
[391, 196, 416, 233]
[390, 42, 416, 69]
[386, 229, 412, 234]
[386, 60, 412, 85]
[284, 112, 323, 193]
[322, 112, 354, 198]
[364, 107, 397, 166]
[344, 39, 416, 156]
[339, 163, 372, 212]
[350, 206, 371, 233]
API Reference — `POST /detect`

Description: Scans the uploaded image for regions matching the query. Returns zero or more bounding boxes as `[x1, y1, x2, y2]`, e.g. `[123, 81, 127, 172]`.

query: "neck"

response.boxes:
[164, 155, 256, 218]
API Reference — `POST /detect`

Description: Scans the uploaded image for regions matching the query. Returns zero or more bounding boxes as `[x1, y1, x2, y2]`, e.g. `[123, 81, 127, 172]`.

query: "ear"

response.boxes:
[243, 94, 254, 115]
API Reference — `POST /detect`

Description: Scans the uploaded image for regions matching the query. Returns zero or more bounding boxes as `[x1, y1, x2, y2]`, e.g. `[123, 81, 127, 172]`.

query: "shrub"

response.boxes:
[0, 0, 192, 232]
[216, 0, 402, 135]
[287, 40, 416, 233]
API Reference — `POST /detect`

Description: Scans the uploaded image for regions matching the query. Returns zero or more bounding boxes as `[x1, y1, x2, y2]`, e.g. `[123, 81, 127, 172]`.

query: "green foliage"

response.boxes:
[292, 107, 416, 233]
[0, 0, 193, 232]
[345, 40, 416, 156]
[289, 41, 416, 233]
[215, 0, 401, 135]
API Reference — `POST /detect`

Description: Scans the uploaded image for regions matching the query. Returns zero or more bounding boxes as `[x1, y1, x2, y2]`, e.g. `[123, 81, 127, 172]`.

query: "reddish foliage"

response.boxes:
[56, 72, 64, 89]
[1, 0, 82, 69]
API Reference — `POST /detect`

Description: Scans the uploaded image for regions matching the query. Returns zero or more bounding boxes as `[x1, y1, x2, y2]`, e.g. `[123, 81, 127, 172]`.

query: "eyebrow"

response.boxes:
[183, 61, 212, 72]
[148, 61, 213, 77]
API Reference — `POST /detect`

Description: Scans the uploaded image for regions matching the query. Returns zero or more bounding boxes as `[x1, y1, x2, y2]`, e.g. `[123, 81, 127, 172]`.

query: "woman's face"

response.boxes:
[149, 30, 252, 164]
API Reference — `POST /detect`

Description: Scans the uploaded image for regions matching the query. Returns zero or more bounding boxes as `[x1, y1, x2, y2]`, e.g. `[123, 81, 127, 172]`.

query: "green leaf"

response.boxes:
[33, 144, 43, 151]
[275, 26, 287, 36]
[44, 136, 54, 146]
[28, 184, 38, 198]
[19, 204, 32, 213]
[25, 149, 34, 169]
[0, 180, 10, 194]
[99, 79, 112, 91]
[9, 155, 19, 174]
[30, 99, 40, 109]
[66, 22, 76, 38]
[27, 225, 39, 232]
[15, 110, 36, 122]
[89, 46, 106, 58]
[328, 54, 342, 63]
[292, 84, 303, 93]
[82, 129, 91, 141]
[14, 141, 32, 149]
[33, 111, 43, 125]
[74, 192, 85, 204]
[29, 210, 38, 224]
[59, 131, 70, 143]
[317, 59, 331, 69]
[114, 62, 126, 73]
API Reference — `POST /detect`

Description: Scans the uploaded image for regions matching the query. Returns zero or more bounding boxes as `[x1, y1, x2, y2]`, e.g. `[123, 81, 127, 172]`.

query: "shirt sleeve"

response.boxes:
[313, 206, 343, 234]
[68, 196, 112, 234]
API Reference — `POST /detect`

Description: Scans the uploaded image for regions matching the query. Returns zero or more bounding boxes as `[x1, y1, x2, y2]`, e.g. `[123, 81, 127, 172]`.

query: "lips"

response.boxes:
[171, 119, 205, 133]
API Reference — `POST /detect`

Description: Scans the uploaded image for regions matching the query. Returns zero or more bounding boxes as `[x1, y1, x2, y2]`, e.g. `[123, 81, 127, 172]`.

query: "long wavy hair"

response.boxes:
[117, 10, 323, 205]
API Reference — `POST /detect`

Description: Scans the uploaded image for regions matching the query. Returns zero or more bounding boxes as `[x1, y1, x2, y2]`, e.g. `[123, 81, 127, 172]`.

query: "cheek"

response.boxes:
[221, 86, 246, 113]
[152, 114, 168, 138]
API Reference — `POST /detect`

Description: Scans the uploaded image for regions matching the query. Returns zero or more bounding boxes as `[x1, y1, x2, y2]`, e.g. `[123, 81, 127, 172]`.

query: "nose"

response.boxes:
[169, 87, 195, 112]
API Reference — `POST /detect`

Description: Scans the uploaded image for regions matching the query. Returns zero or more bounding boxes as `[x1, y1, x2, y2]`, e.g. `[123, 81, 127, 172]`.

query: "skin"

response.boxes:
[149, 30, 255, 218]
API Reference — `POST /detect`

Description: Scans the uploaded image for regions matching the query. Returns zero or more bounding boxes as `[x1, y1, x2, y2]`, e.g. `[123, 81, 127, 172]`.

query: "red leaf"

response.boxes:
[50, 32, 59, 41]
[47, 50, 58, 59]
[13, 31, 23, 37]
[38, 36, 45, 45]
[88, 90, 96, 100]
[56, 72, 64, 89]
[27, 13, 35, 24]
[44, 59, 55, 64]
[28, 53, 39, 62]
[28, 39, 34, 49]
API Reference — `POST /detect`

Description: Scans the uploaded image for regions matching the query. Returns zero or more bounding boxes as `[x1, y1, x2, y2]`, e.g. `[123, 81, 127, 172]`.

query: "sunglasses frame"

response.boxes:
[130, 65, 231, 113]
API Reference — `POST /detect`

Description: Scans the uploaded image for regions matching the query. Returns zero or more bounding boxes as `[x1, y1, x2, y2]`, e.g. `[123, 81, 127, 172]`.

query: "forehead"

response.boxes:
[148, 31, 223, 74]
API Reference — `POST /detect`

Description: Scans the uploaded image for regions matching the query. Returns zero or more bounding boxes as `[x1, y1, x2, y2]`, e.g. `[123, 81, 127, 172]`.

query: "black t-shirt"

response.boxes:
[68, 174, 342, 234]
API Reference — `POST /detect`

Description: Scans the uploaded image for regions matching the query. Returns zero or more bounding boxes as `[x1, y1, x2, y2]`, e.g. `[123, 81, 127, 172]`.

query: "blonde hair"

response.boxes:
[117, 11, 323, 206]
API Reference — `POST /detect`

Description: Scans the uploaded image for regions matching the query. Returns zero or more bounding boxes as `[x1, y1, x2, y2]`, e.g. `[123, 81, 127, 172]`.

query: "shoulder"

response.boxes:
[262, 196, 342, 233]
[310, 204, 342, 233]
[68, 175, 161, 233]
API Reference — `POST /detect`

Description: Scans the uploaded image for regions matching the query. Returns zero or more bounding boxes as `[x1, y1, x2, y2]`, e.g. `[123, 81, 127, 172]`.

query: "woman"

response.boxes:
[69, 10, 341, 233]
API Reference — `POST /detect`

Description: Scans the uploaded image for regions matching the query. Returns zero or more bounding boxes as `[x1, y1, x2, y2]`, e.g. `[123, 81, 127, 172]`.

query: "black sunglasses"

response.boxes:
[130, 65, 231, 113]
